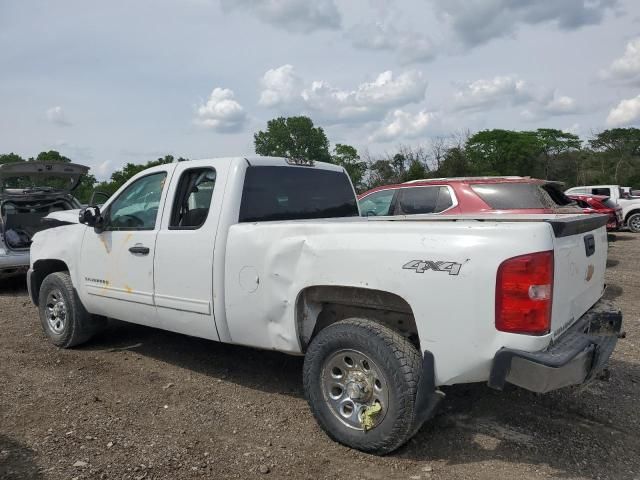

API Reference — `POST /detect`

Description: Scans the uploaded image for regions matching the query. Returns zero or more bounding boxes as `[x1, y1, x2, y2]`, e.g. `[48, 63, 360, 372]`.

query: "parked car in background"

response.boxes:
[566, 194, 623, 231]
[358, 176, 581, 217]
[565, 185, 640, 233]
[0, 162, 88, 279]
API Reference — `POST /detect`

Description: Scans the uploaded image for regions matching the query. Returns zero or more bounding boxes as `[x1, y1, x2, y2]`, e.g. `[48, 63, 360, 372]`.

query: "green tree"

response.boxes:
[437, 147, 469, 177]
[254, 116, 331, 163]
[366, 159, 397, 188]
[588, 128, 640, 183]
[404, 159, 428, 181]
[0, 153, 25, 164]
[534, 129, 582, 179]
[465, 129, 542, 176]
[332, 144, 367, 191]
[32, 150, 72, 163]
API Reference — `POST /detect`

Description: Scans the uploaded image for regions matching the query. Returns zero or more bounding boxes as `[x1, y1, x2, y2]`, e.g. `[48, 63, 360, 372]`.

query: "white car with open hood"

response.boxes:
[27, 156, 623, 454]
[0, 161, 88, 279]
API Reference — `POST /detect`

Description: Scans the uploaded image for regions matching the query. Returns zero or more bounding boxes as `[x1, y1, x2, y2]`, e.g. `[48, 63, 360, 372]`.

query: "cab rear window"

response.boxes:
[239, 166, 358, 222]
[470, 183, 575, 210]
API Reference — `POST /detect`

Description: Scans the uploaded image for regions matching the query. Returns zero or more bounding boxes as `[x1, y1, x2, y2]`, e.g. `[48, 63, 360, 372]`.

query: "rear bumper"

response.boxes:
[488, 299, 623, 393]
[607, 217, 621, 231]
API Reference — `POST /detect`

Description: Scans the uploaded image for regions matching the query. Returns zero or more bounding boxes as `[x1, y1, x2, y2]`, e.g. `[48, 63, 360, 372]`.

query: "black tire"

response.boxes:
[627, 213, 640, 233]
[303, 318, 421, 455]
[38, 271, 104, 348]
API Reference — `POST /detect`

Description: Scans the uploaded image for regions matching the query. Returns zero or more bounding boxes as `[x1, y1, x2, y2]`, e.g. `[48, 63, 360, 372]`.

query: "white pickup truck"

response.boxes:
[27, 157, 623, 454]
[565, 184, 640, 233]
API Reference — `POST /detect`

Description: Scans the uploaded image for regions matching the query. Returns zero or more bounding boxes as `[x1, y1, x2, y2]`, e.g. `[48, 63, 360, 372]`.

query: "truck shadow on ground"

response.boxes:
[0, 435, 43, 480]
[399, 359, 640, 479]
[608, 233, 636, 242]
[603, 283, 623, 300]
[0, 275, 28, 296]
[87, 320, 306, 397]
[606, 258, 620, 268]
[85, 321, 639, 479]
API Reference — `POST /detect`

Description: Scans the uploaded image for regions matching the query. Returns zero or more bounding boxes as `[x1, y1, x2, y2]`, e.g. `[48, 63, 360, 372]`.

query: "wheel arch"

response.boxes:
[295, 285, 419, 352]
[29, 259, 70, 306]
[625, 208, 640, 222]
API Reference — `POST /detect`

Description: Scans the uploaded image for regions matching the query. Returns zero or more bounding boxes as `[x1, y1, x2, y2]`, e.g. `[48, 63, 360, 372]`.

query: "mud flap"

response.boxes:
[412, 351, 445, 433]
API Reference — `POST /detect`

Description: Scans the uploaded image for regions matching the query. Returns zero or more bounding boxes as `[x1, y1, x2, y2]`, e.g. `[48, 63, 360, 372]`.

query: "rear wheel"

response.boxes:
[303, 318, 421, 454]
[38, 272, 104, 348]
[627, 213, 640, 233]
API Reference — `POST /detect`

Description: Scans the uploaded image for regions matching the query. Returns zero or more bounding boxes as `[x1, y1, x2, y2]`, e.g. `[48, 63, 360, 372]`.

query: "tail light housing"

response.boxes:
[495, 251, 554, 335]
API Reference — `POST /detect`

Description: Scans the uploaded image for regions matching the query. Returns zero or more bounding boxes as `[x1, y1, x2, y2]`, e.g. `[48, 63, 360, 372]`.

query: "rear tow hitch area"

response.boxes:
[488, 299, 622, 394]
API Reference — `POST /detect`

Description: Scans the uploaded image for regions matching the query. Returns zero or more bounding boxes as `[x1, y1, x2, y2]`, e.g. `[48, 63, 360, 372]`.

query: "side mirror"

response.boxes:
[79, 206, 105, 233]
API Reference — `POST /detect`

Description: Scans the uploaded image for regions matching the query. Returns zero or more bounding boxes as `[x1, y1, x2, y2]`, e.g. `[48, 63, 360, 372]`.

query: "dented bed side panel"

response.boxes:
[223, 219, 554, 386]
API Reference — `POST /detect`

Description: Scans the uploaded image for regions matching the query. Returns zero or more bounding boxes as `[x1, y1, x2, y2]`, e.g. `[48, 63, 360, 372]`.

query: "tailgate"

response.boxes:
[547, 215, 609, 338]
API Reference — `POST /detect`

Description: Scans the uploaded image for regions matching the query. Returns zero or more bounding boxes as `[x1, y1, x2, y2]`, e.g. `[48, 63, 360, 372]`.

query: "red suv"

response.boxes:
[567, 194, 623, 231]
[358, 177, 580, 216]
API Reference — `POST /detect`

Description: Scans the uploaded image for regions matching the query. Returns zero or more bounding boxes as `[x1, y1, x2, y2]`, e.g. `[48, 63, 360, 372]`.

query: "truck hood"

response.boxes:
[0, 162, 89, 192]
[43, 209, 82, 225]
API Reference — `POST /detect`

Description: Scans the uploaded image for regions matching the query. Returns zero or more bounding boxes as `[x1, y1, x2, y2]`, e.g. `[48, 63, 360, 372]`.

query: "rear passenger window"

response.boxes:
[394, 187, 453, 215]
[169, 168, 216, 229]
[239, 166, 358, 222]
[592, 188, 611, 196]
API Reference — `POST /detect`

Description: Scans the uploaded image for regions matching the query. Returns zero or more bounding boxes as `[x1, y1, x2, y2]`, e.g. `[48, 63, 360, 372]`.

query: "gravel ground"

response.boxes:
[1, 232, 639, 480]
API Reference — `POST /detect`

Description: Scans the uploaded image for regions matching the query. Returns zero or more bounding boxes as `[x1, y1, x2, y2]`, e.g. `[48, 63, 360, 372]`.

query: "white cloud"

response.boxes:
[46, 106, 71, 126]
[430, 0, 617, 48]
[542, 93, 578, 115]
[601, 37, 640, 84]
[452, 76, 531, 111]
[348, 22, 436, 64]
[606, 94, 640, 127]
[258, 64, 303, 108]
[220, 0, 340, 32]
[452, 76, 580, 120]
[259, 66, 428, 124]
[95, 160, 112, 179]
[564, 123, 581, 135]
[194, 87, 247, 132]
[370, 109, 436, 142]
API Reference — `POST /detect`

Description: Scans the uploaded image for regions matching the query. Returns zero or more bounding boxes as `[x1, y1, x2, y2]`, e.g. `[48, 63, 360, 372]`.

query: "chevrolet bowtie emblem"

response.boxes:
[585, 264, 595, 282]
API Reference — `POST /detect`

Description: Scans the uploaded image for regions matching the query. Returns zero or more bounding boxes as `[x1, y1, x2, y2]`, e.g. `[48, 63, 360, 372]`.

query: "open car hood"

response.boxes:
[0, 162, 89, 192]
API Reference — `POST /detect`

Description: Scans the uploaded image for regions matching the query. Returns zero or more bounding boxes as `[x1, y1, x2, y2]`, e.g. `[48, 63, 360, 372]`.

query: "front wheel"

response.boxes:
[38, 272, 104, 348]
[303, 318, 421, 455]
[627, 213, 640, 233]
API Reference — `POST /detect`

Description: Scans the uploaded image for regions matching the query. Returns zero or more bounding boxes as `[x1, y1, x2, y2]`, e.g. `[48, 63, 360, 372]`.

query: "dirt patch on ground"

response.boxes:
[1, 233, 639, 480]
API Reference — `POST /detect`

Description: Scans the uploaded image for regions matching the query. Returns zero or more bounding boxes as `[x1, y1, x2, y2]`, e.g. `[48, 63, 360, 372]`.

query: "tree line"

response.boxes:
[2, 116, 639, 203]
[253, 116, 640, 193]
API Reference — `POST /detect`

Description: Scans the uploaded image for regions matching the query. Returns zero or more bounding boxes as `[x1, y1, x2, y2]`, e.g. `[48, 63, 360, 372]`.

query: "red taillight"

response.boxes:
[495, 251, 554, 335]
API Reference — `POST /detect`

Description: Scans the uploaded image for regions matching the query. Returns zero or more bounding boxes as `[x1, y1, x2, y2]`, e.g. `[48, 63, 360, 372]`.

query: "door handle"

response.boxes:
[129, 245, 150, 255]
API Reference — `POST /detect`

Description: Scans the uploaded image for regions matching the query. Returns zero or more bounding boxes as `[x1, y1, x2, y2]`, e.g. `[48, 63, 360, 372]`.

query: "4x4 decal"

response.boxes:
[403, 260, 462, 275]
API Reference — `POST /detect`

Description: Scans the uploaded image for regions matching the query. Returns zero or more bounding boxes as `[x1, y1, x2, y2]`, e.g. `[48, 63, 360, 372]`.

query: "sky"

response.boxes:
[1, 0, 640, 180]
